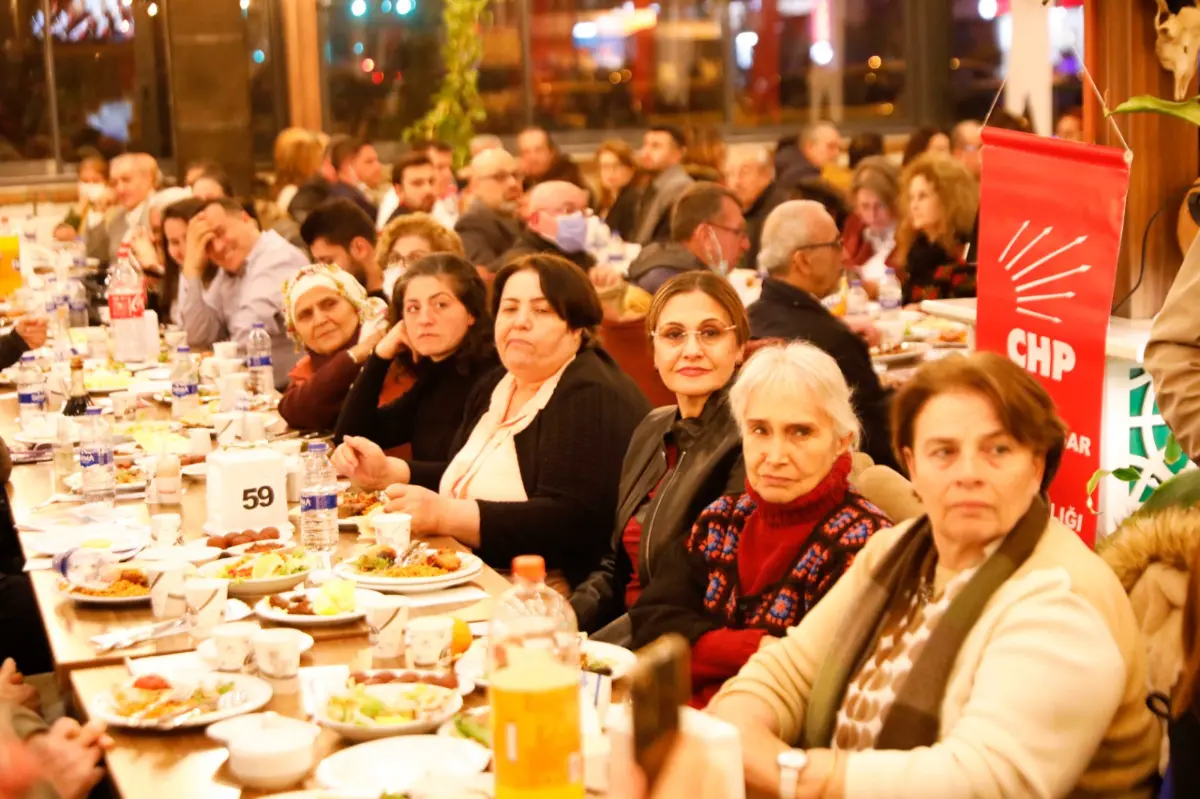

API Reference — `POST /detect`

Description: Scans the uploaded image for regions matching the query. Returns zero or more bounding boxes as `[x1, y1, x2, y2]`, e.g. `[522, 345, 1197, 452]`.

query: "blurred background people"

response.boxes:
[300, 198, 385, 299]
[726, 146, 788, 271]
[382, 152, 437, 225]
[377, 213, 465, 298]
[518, 126, 586, 192]
[683, 126, 726, 183]
[951, 119, 983, 181]
[847, 132, 884, 169]
[54, 154, 109, 241]
[901, 126, 951, 166]
[842, 156, 902, 292]
[632, 126, 694, 245]
[456, 149, 523, 267]
[495, 181, 594, 273]
[895, 153, 979, 303]
[595, 139, 640, 242]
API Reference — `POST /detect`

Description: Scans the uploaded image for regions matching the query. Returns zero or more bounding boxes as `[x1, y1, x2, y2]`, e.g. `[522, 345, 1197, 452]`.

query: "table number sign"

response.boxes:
[205, 446, 289, 534]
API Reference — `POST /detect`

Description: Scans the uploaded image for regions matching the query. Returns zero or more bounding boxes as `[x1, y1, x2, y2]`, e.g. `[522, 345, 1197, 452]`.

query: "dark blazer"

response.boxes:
[743, 181, 791, 272]
[455, 200, 522, 267]
[492, 228, 596, 274]
[631, 165, 694, 245]
[748, 278, 899, 472]
[525, 153, 588, 194]
[604, 183, 642, 242]
[334, 349, 501, 464]
[570, 391, 744, 637]
[328, 181, 378, 221]
[409, 346, 651, 586]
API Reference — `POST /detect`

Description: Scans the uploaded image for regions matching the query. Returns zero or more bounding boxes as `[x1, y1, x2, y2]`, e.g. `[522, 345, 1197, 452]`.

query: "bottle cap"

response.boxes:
[511, 555, 546, 582]
[85, 407, 101, 416]
[307, 441, 329, 454]
[20, 353, 33, 362]
[176, 345, 190, 354]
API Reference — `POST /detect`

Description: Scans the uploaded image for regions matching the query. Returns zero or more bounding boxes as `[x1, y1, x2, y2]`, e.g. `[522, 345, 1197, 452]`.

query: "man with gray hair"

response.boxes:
[774, 121, 841, 190]
[748, 200, 896, 469]
[726, 146, 789, 271]
[87, 152, 160, 263]
[952, 119, 983, 180]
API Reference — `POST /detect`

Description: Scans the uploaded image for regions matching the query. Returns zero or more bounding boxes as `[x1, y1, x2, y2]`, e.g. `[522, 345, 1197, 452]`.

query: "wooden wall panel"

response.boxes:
[1086, 0, 1200, 319]
[163, 0, 255, 194]
[280, 0, 324, 131]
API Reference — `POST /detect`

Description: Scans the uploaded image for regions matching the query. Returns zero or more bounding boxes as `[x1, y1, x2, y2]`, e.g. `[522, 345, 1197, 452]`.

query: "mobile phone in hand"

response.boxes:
[631, 633, 690, 792]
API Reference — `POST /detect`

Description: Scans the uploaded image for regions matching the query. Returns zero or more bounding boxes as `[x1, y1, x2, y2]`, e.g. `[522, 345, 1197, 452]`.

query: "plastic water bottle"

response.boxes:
[246, 323, 273, 395]
[845, 278, 870, 330]
[79, 407, 116, 507]
[878, 268, 902, 321]
[67, 277, 89, 328]
[107, 244, 145, 363]
[16, 353, 46, 430]
[300, 442, 338, 555]
[489, 554, 584, 799]
[170, 346, 199, 419]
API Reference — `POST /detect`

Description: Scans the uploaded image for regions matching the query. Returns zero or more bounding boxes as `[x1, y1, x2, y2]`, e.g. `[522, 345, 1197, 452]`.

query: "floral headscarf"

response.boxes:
[282, 263, 389, 351]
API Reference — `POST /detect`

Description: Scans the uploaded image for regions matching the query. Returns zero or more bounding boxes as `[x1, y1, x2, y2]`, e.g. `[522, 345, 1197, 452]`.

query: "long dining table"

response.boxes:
[3, 392, 515, 798]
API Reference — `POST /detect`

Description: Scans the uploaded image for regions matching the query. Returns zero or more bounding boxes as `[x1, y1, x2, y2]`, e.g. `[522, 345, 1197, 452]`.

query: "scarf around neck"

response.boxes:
[802, 495, 1049, 751]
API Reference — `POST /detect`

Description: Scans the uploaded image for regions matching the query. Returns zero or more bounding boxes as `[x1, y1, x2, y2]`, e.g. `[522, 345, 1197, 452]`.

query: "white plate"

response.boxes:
[199, 557, 311, 597]
[225, 598, 253, 622]
[137, 545, 223, 566]
[197, 629, 314, 667]
[870, 341, 931, 366]
[28, 525, 147, 558]
[252, 587, 381, 626]
[181, 463, 207, 479]
[63, 471, 147, 494]
[333, 552, 484, 594]
[315, 735, 489, 793]
[92, 671, 273, 730]
[224, 537, 297, 557]
[455, 638, 636, 688]
[346, 669, 475, 698]
[316, 683, 463, 742]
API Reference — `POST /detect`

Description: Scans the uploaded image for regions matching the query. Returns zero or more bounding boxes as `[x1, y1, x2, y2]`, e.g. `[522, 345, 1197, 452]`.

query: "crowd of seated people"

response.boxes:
[10, 110, 1190, 799]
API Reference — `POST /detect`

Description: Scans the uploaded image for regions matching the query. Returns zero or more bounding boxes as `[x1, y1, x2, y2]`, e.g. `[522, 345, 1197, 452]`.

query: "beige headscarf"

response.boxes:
[282, 263, 388, 349]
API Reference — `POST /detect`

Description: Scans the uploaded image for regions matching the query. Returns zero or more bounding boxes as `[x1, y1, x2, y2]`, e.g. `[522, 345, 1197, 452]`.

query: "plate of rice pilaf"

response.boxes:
[59, 569, 152, 605]
[333, 545, 483, 592]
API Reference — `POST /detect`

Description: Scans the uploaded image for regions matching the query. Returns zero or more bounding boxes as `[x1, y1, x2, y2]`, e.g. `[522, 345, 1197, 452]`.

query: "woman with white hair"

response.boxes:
[630, 341, 891, 705]
[277, 263, 388, 431]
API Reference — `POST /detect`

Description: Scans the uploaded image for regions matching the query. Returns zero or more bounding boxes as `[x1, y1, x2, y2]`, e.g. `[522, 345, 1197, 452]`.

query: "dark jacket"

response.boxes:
[631, 164, 695, 245]
[328, 181, 378, 221]
[0, 331, 30, 372]
[774, 141, 820, 190]
[455, 200, 522, 267]
[385, 202, 423, 226]
[570, 391, 744, 637]
[743, 181, 791, 272]
[334, 349, 501, 464]
[409, 345, 651, 586]
[492, 228, 596, 274]
[604, 183, 642, 242]
[748, 278, 899, 471]
[626, 242, 707, 296]
[901, 229, 977, 304]
[525, 153, 588, 194]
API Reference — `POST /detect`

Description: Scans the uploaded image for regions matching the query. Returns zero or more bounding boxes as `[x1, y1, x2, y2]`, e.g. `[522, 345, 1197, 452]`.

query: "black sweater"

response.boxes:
[410, 345, 651, 586]
[333, 351, 500, 466]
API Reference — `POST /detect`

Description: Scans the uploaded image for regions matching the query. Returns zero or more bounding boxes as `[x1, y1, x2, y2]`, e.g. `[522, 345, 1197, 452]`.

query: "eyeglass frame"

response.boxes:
[386, 250, 430, 269]
[706, 221, 750, 241]
[795, 235, 844, 252]
[650, 324, 738, 349]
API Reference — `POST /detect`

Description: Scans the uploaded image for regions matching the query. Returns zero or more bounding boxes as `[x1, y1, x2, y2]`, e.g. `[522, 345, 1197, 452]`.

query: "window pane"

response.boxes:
[951, 0, 1084, 127]
[531, 0, 725, 131]
[732, 0, 906, 128]
[244, 0, 286, 161]
[47, 0, 138, 162]
[323, 0, 525, 139]
[0, 0, 55, 161]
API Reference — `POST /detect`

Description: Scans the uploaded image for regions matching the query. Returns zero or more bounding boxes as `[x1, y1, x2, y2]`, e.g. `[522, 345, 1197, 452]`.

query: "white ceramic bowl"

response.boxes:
[316, 683, 463, 742]
[207, 712, 320, 791]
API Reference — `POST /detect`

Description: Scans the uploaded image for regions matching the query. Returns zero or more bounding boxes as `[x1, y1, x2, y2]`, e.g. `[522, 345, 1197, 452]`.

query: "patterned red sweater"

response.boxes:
[687, 454, 890, 704]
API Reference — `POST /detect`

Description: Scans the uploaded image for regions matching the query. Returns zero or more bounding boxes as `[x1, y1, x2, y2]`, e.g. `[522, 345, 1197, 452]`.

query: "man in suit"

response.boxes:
[85, 152, 158, 264]
[455, 148, 523, 267]
[630, 126, 694, 245]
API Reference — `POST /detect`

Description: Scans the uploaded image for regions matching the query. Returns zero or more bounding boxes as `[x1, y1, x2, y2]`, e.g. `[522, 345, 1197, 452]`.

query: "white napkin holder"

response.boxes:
[206, 446, 289, 534]
[605, 704, 745, 799]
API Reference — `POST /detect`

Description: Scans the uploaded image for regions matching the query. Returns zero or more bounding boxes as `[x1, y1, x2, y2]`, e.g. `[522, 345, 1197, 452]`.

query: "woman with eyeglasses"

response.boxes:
[571, 271, 747, 641]
[376, 212, 466, 299]
[334, 253, 499, 460]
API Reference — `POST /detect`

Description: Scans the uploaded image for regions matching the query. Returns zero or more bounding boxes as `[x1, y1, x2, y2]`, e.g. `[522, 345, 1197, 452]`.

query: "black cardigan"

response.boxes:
[333, 350, 500, 465]
[410, 345, 650, 586]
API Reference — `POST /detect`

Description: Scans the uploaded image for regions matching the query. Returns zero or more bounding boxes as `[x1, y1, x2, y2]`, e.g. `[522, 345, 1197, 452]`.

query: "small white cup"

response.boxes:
[406, 615, 454, 670]
[240, 412, 267, 442]
[252, 628, 301, 679]
[112, 391, 136, 422]
[213, 412, 242, 445]
[164, 330, 186, 352]
[189, 428, 213, 455]
[213, 341, 240, 360]
[372, 513, 411, 549]
[269, 439, 302, 458]
[218, 375, 249, 412]
[147, 561, 188, 619]
[185, 577, 228, 636]
[211, 621, 258, 671]
[363, 595, 410, 660]
[216, 357, 245, 377]
[150, 513, 182, 546]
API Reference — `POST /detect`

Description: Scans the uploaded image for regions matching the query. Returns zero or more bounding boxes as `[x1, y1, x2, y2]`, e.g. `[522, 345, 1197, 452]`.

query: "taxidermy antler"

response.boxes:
[1155, 0, 1200, 100]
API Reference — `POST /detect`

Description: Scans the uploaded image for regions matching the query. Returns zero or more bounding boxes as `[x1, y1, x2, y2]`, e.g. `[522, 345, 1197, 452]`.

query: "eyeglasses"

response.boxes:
[387, 250, 429, 269]
[707, 221, 749, 241]
[796, 236, 843, 251]
[651, 325, 736, 349]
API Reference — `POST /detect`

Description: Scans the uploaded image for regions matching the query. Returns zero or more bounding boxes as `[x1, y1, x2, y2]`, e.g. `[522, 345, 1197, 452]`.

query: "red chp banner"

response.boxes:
[976, 127, 1131, 547]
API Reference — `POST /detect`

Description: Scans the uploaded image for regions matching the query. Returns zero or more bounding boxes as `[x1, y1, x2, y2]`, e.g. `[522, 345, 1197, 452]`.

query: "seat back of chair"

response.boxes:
[852, 465, 924, 523]
[599, 317, 675, 407]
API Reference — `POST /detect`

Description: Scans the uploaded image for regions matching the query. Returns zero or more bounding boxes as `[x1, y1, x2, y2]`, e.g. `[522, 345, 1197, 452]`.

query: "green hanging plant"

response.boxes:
[1110, 95, 1200, 127]
[1086, 431, 1190, 517]
[403, 0, 490, 169]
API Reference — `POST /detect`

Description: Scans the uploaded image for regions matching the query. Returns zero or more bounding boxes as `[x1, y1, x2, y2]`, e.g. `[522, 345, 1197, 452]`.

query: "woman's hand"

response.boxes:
[183, 216, 216, 279]
[331, 436, 409, 490]
[14, 316, 48, 350]
[793, 748, 846, 799]
[349, 328, 387, 364]
[374, 321, 413, 361]
[25, 717, 112, 799]
[383, 483, 446, 535]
